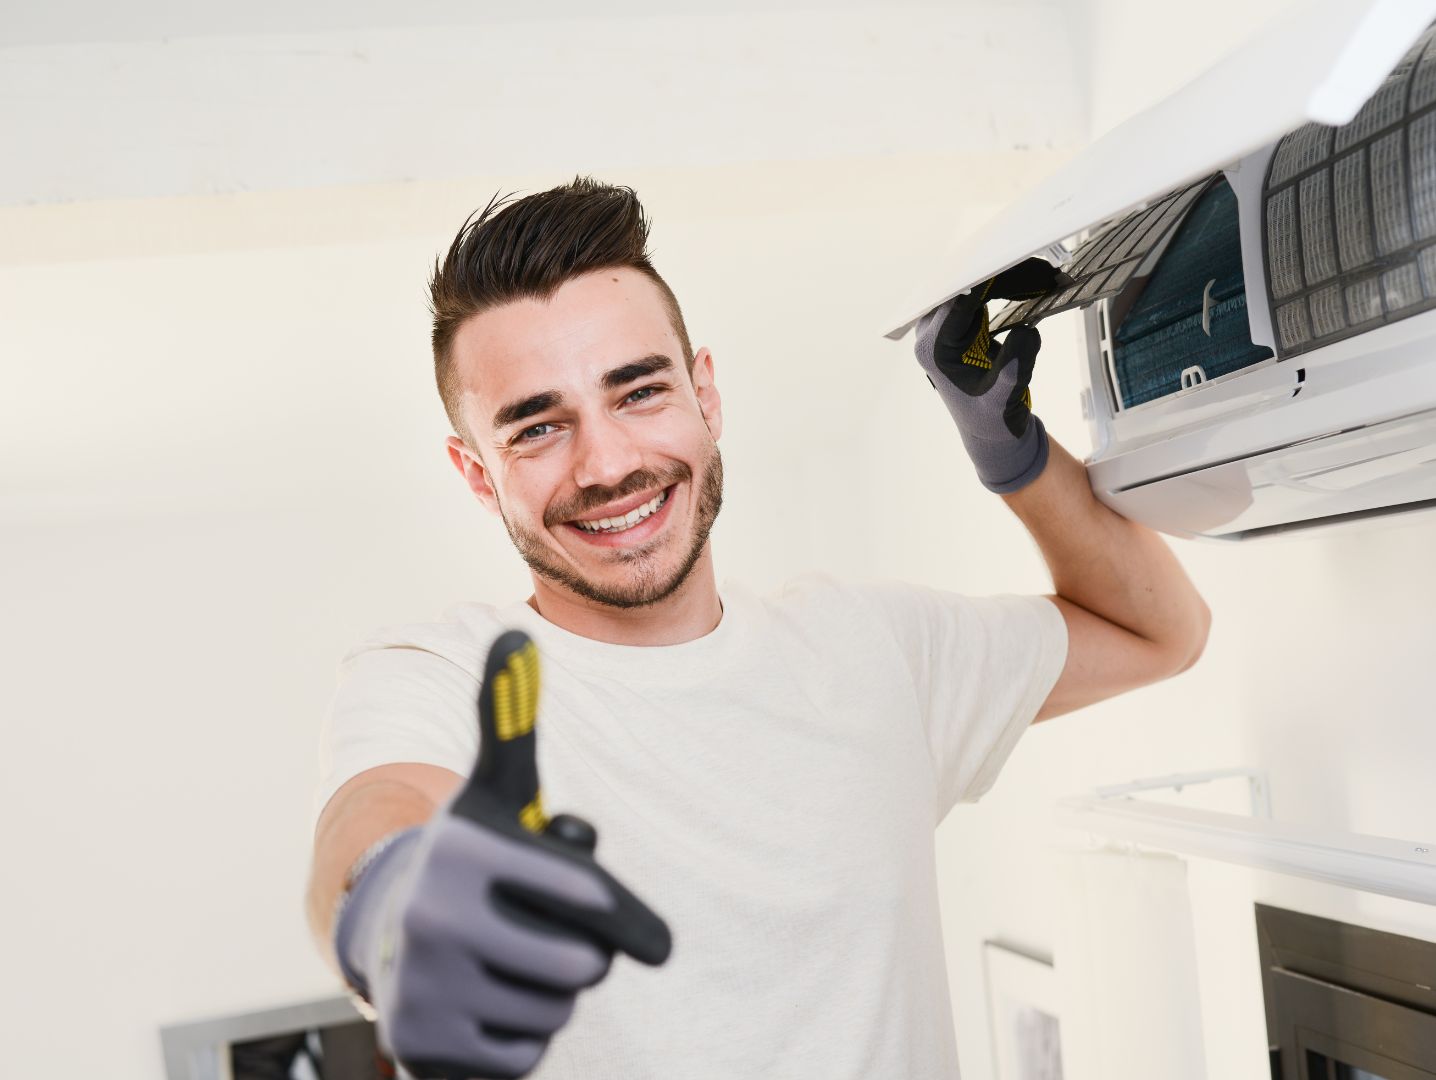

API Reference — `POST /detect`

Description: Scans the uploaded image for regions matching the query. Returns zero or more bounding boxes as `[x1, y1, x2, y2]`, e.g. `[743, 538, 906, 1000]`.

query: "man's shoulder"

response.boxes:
[340, 598, 520, 673]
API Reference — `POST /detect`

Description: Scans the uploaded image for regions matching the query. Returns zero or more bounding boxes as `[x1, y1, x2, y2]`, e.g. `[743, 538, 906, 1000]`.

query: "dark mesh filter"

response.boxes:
[988, 177, 1211, 333]
[1264, 23, 1436, 356]
[1112, 179, 1274, 407]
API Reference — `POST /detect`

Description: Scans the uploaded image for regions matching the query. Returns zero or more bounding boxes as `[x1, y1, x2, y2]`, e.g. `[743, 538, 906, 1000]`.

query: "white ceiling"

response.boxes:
[0, 1, 1090, 206]
[0, 0, 1055, 47]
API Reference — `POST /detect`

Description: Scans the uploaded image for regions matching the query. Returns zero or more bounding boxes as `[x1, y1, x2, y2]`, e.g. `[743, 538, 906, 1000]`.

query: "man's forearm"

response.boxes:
[305, 780, 437, 972]
[1002, 436, 1210, 666]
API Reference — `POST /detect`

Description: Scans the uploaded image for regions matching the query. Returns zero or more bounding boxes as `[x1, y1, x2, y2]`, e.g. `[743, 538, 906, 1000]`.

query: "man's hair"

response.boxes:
[429, 176, 694, 449]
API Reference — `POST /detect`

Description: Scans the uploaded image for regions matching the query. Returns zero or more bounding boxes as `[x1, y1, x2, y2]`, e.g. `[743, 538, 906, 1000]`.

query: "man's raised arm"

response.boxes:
[911, 260, 1210, 723]
[1000, 436, 1209, 722]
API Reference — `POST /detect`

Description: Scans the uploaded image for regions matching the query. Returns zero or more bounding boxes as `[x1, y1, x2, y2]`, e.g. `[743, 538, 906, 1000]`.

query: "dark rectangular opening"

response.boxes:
[1257, 905, 1436, 1080]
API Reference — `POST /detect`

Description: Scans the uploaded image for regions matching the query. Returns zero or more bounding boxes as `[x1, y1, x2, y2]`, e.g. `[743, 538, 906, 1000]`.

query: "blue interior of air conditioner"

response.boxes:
[1112, 179, 1273, 408]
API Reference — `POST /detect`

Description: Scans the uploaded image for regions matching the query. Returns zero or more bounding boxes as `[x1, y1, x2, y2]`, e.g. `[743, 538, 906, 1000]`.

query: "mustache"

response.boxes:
[546, 464, 691, 526]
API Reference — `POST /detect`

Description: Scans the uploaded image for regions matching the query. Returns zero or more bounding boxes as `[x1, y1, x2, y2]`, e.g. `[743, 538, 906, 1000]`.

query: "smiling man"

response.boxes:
[440, 260, 725, 634]
[306, 177, 1211, 1079]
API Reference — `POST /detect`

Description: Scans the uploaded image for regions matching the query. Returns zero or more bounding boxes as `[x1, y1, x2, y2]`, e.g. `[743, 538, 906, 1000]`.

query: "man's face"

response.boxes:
[446, 267, 724, 610]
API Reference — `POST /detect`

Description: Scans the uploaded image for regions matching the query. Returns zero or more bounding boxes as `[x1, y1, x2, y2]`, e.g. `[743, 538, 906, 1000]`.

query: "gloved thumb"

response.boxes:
[452, 629, 548, 834]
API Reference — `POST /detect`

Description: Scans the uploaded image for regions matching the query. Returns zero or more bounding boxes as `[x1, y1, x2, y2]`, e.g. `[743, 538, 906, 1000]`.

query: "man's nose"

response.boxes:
[571, 411, 644, 492]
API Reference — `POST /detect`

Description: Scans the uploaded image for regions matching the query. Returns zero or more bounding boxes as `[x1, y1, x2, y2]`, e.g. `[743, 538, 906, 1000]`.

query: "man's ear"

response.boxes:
[446, 435, 500, 515]
[691, 347, 723, 442]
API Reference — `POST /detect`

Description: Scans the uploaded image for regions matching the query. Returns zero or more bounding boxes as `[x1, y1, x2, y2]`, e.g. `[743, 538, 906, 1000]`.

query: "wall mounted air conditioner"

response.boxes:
[886, 0, 1436, 540]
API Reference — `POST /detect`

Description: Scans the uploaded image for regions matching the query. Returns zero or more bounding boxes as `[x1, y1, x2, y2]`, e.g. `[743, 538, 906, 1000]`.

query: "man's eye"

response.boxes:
[516, 423, 555, 443]
[626, 385, 661, 404]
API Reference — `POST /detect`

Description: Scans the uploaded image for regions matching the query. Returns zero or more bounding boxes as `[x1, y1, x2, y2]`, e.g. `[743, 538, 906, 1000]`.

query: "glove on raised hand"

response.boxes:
[335, 630, 672, 1080]
[913, 257, 1068, 493]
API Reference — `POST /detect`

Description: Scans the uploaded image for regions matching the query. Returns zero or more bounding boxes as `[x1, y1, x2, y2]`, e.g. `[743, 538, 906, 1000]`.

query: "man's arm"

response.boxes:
[304, 762, 463, 971]
[1002, 436, 1211, 723]
[909, 266, 1210, 724]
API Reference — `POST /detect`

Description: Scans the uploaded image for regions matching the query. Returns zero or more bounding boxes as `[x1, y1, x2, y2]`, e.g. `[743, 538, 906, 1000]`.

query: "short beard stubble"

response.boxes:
[497, 439, 724, 610]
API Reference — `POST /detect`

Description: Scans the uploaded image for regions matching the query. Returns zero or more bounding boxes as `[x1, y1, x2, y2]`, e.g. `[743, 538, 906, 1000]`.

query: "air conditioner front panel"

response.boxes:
[1087, 300, 1436, 486]
[1097, 407, 1436, 538]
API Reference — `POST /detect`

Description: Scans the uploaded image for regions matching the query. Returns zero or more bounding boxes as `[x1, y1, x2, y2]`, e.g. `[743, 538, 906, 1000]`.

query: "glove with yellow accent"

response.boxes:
[334, 630, 672, 1079]
[913, 257, 1069, 494]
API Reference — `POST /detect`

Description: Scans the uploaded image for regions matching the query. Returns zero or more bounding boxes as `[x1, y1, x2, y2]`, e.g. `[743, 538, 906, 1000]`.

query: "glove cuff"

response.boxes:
[333, 826, 424, 1002]
[972, 414, 1050, 494]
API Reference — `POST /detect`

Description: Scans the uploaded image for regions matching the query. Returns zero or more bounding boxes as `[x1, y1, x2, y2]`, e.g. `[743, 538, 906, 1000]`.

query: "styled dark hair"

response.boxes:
[429, 176, 694, 448]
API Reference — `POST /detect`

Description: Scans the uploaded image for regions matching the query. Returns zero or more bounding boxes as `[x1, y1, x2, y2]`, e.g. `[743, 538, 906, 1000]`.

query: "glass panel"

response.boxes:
[230, 1020, 387, 1079]
[1305, 1048, 1422, 1080]
[1013, 1006, 1063, 1080]
[1336, 1064, 1396, 1080]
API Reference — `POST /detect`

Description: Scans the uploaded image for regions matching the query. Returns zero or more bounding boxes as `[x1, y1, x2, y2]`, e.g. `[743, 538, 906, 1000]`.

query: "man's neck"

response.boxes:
[526, 547, 724, 646]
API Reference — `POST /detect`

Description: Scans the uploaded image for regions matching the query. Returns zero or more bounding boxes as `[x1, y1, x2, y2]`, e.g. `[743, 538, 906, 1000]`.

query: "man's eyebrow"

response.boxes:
[493, 389, 564, 433]
[601, 353, 674, 390]
[491, 355, 676, 434]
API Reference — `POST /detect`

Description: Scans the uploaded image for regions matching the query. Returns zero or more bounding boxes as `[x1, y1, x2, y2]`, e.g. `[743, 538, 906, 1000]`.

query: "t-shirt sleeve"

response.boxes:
[312, 637, 483, 833]
[858, 582, 1068, 817]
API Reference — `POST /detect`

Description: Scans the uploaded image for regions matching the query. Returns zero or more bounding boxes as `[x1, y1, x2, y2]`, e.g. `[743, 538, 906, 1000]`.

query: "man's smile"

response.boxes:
[562, 484, 677, 547]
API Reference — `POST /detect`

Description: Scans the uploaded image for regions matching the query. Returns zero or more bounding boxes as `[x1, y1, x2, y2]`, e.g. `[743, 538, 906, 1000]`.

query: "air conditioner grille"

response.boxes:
[1263, 23, 1436, 356]
[988, 178, 1212, 333]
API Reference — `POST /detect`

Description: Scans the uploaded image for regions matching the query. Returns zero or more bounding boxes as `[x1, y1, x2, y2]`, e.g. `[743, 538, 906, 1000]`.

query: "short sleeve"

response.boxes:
[857, 583, 1068, 817]
[312, 641, 482, 833]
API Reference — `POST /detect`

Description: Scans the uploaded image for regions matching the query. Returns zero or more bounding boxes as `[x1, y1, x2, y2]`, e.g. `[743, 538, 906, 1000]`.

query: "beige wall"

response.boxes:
[8, 3, 1435, 1078]
[943, 3, 1436, 1078]
[1, 149, 1077, 1077]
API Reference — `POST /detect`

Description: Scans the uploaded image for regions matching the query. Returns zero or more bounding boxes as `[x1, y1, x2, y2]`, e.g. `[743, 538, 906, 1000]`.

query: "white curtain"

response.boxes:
[1052, 846, 1207, 1080]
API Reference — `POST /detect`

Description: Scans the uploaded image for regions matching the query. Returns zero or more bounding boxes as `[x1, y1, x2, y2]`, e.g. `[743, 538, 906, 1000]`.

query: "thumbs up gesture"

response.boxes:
[345, 630, 672, 1080]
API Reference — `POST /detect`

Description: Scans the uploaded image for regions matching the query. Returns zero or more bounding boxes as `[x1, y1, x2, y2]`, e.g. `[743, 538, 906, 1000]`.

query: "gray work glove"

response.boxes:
[334, 630, 672, 1079]
[913, 257, 1069, 493]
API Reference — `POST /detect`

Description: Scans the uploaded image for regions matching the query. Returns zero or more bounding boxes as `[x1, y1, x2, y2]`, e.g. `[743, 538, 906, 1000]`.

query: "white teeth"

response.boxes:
[574, 489, 667, 533]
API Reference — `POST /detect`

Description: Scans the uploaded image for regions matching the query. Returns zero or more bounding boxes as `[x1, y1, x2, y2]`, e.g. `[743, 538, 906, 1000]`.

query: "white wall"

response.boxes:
[1085, 0, 1305, 136]
[938, 4, 1436, 1079]
[8, 3, 1434, 1079]
[0, 3, 1086, 1069]
[0, 2, 1083, 205]
[0, 153, 1078, 1076]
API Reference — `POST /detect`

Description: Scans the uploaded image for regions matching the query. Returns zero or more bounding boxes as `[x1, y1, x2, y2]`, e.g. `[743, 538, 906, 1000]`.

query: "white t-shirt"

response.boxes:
[316, 573, 1068, 1079]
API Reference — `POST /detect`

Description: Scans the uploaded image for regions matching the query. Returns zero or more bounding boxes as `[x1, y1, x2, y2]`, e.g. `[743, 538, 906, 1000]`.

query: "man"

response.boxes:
[305, 177, 1210, 1079]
